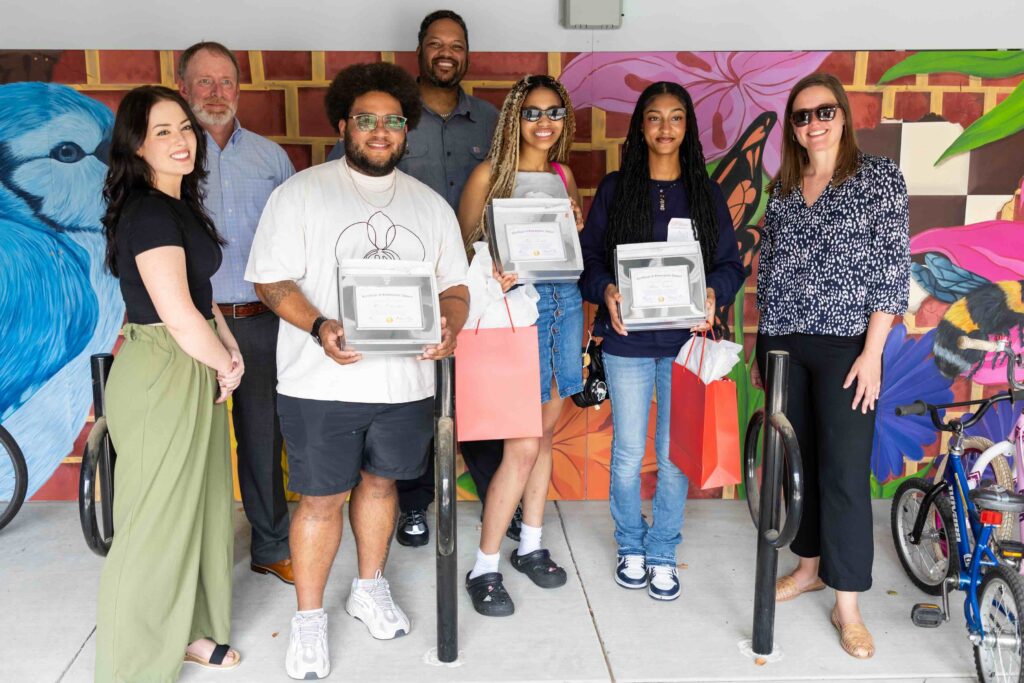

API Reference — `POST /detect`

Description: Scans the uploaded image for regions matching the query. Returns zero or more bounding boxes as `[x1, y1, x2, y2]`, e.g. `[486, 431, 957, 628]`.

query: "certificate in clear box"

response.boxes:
[485, 197, 583, 283]
[614, 241, 707, 331]
[336, 259, 441, 355]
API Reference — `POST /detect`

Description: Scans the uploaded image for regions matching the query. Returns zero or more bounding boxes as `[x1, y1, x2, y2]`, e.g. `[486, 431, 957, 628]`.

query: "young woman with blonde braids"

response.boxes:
[457, 74, 584, 616]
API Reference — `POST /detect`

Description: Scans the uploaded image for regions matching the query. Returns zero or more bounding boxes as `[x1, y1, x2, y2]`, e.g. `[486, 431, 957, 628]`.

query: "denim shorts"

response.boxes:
[534, 282, 584, 403]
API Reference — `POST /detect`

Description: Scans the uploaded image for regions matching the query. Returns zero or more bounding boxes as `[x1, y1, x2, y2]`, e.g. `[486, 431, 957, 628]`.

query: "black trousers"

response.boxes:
[397, 439, 504, 511]
[756, 333, 876, 592]
[224, 311, 290, 565]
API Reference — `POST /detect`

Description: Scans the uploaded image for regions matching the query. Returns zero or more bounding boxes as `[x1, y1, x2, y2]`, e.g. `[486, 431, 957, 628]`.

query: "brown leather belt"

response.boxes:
[218, 301, 270, 319]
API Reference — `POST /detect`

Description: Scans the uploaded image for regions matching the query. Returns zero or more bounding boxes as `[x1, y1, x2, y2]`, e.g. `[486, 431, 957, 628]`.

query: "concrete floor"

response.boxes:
[0, 500, 981, 683]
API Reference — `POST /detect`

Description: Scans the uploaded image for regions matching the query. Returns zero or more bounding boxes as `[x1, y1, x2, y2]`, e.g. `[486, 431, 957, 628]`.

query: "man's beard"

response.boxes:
[191, 99, 236, 127]
[344, 133, 406, 177]
[418, 53, 467, 89]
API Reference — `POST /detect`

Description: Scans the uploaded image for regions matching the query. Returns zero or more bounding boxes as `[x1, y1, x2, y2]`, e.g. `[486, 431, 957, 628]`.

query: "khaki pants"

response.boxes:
[95, 322, 233, 683]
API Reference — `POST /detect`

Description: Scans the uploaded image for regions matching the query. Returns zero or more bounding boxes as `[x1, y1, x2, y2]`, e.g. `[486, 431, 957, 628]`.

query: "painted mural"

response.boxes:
[0, 48, 1021, 503]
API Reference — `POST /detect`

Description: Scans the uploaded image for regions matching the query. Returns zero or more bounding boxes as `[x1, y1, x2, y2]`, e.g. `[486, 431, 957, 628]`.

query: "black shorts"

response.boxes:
[277, 395, 433, 496]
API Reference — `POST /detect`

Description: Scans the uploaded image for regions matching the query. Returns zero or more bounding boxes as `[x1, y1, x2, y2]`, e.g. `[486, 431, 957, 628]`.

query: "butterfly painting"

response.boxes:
[708, 111, 776, 337]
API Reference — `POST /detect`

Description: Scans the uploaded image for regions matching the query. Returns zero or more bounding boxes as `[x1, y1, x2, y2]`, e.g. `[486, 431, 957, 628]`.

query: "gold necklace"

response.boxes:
[345, 160, 398, 210]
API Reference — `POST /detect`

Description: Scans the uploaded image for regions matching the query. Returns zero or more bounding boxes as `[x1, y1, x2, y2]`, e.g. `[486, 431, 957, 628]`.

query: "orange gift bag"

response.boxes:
[454, 303, 542, 442]
[668, 333, 741, 489]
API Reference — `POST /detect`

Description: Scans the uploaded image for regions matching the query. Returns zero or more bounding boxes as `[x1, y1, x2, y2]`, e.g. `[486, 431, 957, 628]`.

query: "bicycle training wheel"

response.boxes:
[974, 564, 1024, 683]
[891, 477, 957, 595]
[0, 425, 28, 532]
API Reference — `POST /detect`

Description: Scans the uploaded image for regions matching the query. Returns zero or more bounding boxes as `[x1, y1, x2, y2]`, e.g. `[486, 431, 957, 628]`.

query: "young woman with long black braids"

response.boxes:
[579, 81, 744, 601]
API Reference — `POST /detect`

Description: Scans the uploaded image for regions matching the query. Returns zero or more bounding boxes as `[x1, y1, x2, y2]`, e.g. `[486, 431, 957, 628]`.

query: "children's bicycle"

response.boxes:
[891, 336, 1024, 682]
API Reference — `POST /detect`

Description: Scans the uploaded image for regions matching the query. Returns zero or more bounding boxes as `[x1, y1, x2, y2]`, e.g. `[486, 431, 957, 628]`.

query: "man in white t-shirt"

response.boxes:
[245, 62, 469, 681]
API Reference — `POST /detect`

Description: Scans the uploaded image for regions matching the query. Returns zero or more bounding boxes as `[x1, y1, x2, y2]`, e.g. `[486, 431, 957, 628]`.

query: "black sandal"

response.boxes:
[183, 642, 240, 670]
[465, 571, 515, 616]
[510, 549, 567, 588]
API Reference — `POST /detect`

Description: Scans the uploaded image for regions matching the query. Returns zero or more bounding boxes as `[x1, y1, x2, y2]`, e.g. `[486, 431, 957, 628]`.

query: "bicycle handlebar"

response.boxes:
[894, 400, 928, 417]
[958, 336, 1003, 353]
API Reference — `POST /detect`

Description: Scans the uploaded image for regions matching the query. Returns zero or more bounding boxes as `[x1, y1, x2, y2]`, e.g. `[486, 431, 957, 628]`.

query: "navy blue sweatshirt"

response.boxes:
[579, 171, 745, 358]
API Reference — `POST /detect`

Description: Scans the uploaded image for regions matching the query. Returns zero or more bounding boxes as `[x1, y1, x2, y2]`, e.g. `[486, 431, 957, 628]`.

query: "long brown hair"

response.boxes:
[102, 85, 223, 276]
[466, 74, 576, 246]
[769, 73, 860, 196]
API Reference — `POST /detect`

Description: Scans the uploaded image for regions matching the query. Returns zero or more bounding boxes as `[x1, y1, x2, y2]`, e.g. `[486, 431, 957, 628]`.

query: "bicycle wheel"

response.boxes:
[0, 426, 28, 532]
[974, 564, 1024, 683]
[891, 477, 958, 595]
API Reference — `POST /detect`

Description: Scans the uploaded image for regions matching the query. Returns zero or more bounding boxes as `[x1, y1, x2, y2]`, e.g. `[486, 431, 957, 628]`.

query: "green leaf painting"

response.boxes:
[879, 50, 1024, 164]
[879, 50, 1024, 82]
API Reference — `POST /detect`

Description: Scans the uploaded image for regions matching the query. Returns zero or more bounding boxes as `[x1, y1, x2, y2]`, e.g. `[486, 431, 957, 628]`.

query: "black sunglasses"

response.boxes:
[520, 106, 567, 122]
[790, 104, 839, 127]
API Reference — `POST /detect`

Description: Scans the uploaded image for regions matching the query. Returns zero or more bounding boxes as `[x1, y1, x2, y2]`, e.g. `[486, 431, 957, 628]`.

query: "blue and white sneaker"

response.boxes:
[647, 565, 680, 601]
[615, 554, 647, 589]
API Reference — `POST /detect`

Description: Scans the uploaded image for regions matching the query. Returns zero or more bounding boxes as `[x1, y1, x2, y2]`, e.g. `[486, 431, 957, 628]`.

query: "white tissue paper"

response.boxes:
[675, 334, 744, 384]
[465, 241, 540, 329]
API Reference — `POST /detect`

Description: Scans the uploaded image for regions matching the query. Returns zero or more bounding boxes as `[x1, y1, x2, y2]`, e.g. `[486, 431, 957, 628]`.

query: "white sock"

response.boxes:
[469, 548, 500, 579]
[297, 608, 324, 617]
[517, 523, 543, 556]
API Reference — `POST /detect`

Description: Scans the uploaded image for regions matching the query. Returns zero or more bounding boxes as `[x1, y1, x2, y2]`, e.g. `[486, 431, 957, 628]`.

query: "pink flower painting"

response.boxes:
[559, 51, 830, 175]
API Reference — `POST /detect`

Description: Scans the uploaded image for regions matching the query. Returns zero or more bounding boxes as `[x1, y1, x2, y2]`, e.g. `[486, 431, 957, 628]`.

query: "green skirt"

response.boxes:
[95, 322, 233, 683]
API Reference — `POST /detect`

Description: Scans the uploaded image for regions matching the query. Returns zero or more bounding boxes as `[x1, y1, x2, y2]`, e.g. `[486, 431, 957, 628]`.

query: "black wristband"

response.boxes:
[310, 315, 328, 346]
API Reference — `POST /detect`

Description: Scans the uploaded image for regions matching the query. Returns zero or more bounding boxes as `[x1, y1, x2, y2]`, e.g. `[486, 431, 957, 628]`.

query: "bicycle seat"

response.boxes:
[970, 486, 1024, 513]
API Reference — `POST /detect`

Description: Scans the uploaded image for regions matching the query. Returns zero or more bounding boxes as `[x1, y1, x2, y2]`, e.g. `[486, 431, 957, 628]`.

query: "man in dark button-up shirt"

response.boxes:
[327, 12, 497, 211]
[327, 10, 500, 546]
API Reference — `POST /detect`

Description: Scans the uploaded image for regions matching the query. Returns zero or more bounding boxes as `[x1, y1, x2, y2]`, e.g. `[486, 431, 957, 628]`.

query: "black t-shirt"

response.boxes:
[115, 189, 223, 324]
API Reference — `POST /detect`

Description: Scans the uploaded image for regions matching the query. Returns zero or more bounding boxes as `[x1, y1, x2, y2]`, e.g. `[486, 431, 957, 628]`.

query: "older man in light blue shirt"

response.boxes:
[179, 41, 296, 586]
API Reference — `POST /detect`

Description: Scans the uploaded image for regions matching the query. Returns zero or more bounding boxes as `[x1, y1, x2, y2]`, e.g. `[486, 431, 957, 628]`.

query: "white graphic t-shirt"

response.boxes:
[245, 158, 468, 403]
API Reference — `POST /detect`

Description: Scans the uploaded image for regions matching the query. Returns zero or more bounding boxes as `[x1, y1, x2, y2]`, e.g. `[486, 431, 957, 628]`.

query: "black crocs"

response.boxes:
[465, 571, 515, 617]
[510, 549, 567, 588]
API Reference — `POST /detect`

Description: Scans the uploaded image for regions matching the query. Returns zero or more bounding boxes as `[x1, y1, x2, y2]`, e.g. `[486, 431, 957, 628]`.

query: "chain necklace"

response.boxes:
[345, 159, 398, 210]
[655, 180, 678, 212]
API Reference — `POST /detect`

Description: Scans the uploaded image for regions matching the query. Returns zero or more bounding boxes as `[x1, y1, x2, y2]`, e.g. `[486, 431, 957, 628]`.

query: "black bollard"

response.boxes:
[434, 357, 458, 663]
[90, 353, 117, 544]
[751, 350, 803, 656]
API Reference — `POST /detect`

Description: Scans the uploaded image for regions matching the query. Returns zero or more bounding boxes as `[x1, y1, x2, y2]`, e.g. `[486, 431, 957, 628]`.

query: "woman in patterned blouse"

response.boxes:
[753, 73, 910, 659]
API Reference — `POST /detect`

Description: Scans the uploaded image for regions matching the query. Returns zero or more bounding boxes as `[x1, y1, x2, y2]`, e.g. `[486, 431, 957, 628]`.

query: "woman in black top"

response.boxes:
[579, 81, 744, 602]
[753, 73, 910, 659]
[95, 86, 245, 682]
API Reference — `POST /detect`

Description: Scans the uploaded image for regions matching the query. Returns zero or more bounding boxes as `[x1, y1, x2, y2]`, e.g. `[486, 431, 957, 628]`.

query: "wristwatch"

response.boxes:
[310, 315, 328, 346]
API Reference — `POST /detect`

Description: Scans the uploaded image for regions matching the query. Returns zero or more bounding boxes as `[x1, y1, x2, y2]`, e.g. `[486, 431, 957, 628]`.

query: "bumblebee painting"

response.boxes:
[933, 279, 1024, 379]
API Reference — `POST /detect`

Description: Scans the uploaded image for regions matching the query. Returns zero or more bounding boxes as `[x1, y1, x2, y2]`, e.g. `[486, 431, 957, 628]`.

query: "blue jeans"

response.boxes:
[603, 352, 689, 567]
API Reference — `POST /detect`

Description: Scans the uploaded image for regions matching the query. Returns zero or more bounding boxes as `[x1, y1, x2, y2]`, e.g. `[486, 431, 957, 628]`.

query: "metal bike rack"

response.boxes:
[434, 356, 458, 663]
[79, 353, 116, 556]
[745, 350, 804, 656]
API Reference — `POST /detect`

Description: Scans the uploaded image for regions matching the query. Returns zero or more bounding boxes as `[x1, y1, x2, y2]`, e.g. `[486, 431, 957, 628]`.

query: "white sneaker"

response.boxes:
[285, 609, 330, 680]
[648, 565, 681, 601]
[345, 570, 411, 639]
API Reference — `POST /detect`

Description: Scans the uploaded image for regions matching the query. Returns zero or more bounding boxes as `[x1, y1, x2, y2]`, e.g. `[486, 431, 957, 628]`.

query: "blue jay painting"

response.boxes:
[0, 83, 124, 500]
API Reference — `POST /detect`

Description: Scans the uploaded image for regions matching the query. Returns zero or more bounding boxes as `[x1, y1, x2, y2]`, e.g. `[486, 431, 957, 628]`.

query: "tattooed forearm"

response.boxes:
[255, 280, 300, 311]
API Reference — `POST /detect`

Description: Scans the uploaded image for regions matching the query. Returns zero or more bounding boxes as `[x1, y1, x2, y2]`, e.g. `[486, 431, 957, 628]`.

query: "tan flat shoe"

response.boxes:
[775, 575, 826, 602]
[830, 608, 875, 659]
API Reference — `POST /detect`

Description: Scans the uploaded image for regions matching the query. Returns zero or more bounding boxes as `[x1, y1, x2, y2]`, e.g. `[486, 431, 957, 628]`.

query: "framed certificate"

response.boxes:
[631, 266, 691, 309]
[486, 197, 583, 283]
[354, 286, 424, 330]
[336, 259, 441, 355]
[614, 241, 707, 331]
[506, 222, 567, 262]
